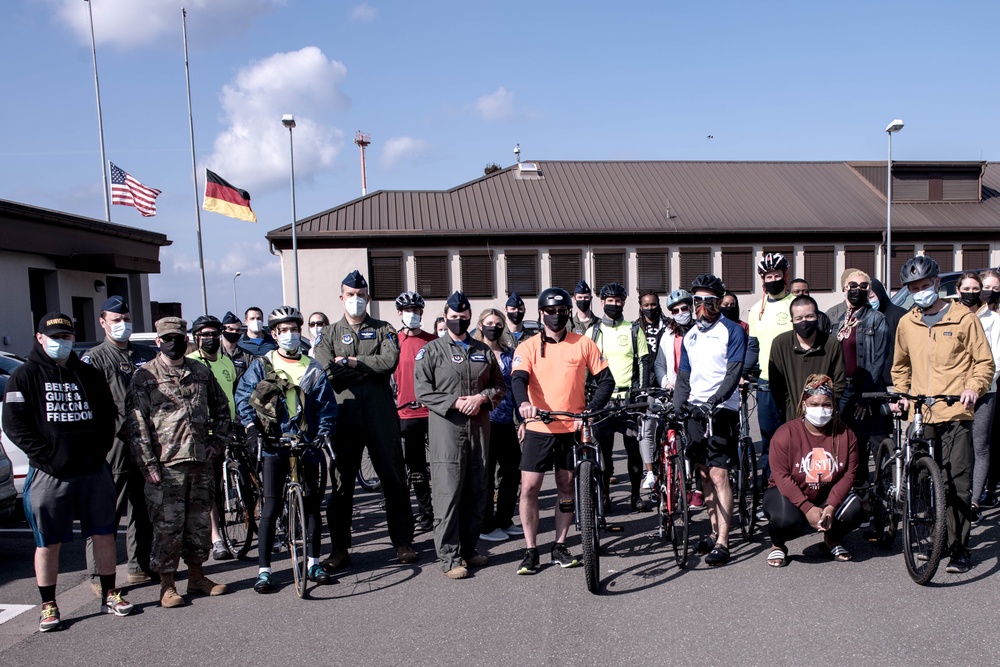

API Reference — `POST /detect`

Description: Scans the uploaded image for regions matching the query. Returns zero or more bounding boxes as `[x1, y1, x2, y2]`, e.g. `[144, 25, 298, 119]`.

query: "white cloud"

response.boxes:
[381, 136, 431, 168]
[204, 47, 350, 192]
[350, 3, 378, 22]
[163, 242, 279, 278]
[48, 0, 282, 49]
[473, 87, 515, 121]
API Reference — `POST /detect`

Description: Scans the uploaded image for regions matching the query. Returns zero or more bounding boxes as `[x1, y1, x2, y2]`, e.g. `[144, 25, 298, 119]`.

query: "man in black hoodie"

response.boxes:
[869, 278, 907, 387]
[2, 313, 133, 632]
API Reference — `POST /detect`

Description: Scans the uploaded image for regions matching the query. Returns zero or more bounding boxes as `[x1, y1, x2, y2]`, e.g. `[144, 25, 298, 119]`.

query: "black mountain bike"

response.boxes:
[218, 431, 263, 560]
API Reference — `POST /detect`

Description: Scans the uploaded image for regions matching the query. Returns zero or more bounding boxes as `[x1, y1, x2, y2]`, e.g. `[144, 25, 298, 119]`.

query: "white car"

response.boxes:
[0, 373, 29, 497]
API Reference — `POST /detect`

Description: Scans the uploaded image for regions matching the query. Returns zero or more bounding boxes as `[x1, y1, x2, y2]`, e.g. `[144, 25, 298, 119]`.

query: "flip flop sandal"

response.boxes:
[828, 545, 852, 562]
[766, 548, 788, 568]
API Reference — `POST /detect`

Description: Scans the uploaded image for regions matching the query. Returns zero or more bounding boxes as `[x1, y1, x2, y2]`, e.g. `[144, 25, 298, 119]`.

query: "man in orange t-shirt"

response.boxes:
[511, 288, 615, 574]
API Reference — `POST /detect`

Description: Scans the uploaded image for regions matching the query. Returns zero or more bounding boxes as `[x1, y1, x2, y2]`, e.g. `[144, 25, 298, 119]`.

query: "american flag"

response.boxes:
[110, 162, 161, 217]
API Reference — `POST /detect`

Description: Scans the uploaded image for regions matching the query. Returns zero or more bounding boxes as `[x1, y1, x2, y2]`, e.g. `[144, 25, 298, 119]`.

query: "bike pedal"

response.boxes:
[607, 525, 625, 533]
[558, 499, 575, 514]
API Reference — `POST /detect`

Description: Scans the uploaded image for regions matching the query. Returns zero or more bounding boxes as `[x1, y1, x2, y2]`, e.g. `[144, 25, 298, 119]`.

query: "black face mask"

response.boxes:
[159, 337, 187, 361]
[506, 310, 525, 325]
[222, 331, 241, 344]
[640, 308, 660, 322]
[603, 304, 623, 321]
[542, 312, 570, 332]
[446, 318, 471, 336]
[987, 290, 1000, 306]
[720, 306, 740, 322]
[764, 279, 785, 296]
[960, 291, 982, 308]
[481, 325, 503, 342]
[199, 339, 220, 355]
[793, 319, 819, 340]
[575, 299, 592, 313]
[846, 288, 869, 308]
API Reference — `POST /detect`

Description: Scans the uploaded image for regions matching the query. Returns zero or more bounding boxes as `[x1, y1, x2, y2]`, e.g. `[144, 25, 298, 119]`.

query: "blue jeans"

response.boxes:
[756, 382, 783, 481]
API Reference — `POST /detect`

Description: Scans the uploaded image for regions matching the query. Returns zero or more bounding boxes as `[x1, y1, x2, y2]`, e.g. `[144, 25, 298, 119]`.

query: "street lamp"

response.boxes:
[885, 119, 904, 293]
[282, 113, 301, 310]
[233, 271, 241, 314]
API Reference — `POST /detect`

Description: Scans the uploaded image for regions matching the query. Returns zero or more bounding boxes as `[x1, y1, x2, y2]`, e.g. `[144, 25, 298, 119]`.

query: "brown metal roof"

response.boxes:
[268, 161, 1000, 243]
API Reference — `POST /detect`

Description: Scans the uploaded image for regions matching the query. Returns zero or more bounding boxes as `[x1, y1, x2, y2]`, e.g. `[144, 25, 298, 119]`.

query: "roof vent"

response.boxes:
[515, 161, 542, 180]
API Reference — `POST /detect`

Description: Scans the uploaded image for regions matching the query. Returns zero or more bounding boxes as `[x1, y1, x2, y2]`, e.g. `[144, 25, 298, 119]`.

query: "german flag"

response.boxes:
[202, 169, 257, 222]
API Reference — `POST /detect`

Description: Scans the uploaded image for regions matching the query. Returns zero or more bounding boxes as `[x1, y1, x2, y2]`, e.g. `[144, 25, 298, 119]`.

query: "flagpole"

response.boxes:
[182, 7, 209, 314]
[86, 0, 111, 222]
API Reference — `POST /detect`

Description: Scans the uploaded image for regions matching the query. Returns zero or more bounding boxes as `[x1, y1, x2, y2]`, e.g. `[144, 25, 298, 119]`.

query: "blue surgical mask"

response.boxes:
[43, 335, 72, 361]
[868, 295, 880, 310]
[912, 287, 938, 309]
[277, 332, 301, 353]
[109, 321, 132, 342]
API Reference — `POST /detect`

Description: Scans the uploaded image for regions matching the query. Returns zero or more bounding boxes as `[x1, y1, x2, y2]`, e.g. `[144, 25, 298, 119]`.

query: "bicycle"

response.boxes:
[863, 391, 960, 585]
[731, 378, 761, 542]
[217, 430, 263, 560]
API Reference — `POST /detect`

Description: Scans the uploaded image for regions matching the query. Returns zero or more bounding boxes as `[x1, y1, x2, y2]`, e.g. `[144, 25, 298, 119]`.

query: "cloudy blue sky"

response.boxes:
[2, 1, 998, 322]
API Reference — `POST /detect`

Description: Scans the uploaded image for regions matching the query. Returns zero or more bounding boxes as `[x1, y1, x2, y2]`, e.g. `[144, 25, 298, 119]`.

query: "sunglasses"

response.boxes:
[541, 307, 569, 316]
[669, 305, 690, 314]
[692, 296, 719, 306]
[308, 321, 327, 327]
[846, 282, 871, 291]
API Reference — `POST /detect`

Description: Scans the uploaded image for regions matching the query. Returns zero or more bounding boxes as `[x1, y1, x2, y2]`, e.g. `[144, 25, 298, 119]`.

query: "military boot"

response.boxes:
[186, 562, 227, 596]
[159, 573, 186, 608]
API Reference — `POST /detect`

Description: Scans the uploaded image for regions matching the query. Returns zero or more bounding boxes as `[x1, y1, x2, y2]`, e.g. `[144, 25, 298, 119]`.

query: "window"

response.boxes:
[679, 248, 711, 290]
[802, 246, 835, 292]
[593, 251, 626, 292]
[923, 245, 954, 273]
[890, 244, 915, 284]
[637, 251, 669, 293]
[962, 244, 991, 271]
[414, 254, 449, 298]
[505, 253, 538, 296]
[721, 248, 753, 293]
[460, 252, 494, 298]
[843, 245, 876, 281]
[368, 254, 404, 299]
[549, 252, 582, 293]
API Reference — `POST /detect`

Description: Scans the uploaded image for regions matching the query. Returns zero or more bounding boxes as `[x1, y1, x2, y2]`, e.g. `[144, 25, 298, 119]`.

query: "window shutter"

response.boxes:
[679, 248, 711, 290]
[721, 248, 753, 293]
[460, 253, 494, 298]
[890, 245, 915, 284]
[368, 254, 404, 299]
[637, 251, 668, 293]
[802, 246, 835, 292]
[962, 244, 991, 271]
[923, 245, 954, 273]
[593, 252, 626, 292]
[506, 253, 538, 296]
[414, 255, 449, 298]
[550, 252, 582, 293]
[843, 245, 876, 281]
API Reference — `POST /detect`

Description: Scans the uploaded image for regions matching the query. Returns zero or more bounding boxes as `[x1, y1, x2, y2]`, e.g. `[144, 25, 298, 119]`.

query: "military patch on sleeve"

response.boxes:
[5, 391, 25, 403]
[80, 355, 91, 364]
[387, 332, 397, 343]
[415, 348, 426, 361]
[512, 355, 522, 367]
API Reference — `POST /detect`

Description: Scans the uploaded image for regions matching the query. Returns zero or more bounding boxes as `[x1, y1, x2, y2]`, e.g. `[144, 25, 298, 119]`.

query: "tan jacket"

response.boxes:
[891, 303, 994, 423]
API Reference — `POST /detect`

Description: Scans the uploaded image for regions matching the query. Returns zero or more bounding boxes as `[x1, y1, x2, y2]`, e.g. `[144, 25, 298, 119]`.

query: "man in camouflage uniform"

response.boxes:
[81, 296, 157, 591]
[314, 270, 416, 571]
[126, 317, 231, 608]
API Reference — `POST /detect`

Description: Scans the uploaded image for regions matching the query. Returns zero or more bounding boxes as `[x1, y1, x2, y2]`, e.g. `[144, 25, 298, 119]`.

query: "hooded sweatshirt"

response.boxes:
[1, 343, 116, 478]
[870, 278, 908, 386]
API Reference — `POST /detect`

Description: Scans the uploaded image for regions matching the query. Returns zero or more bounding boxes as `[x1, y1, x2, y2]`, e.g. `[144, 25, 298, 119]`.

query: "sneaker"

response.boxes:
[396, 545, 418, 564]
[946, 550, 971, 574]
[631, 495, 651, 512]
[480, 528, 509, 542]
[502, 524, 525, 537]
[415, 514, 434, 532]
[688, 490, 704, 510]
[307, 565, 332, 584]
[641, 470, 656, 490]
[550, 543, 581, 568]
[705, 544, 731, 567]
[38, 601, 61, 632]
[212, 540, 233, 561]
[100, 589, 134, 617]
[517, 549, 540, 575]
[253, 572, 274, 594]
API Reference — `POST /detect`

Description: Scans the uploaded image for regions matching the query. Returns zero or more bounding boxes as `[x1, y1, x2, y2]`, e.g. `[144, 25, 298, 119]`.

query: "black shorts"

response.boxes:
[685, 408, 739, 469]
[520, 430, 576, 473]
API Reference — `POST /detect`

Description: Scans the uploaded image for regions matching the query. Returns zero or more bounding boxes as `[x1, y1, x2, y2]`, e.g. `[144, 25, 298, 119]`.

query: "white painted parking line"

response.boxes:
[0, 605, 34, 626]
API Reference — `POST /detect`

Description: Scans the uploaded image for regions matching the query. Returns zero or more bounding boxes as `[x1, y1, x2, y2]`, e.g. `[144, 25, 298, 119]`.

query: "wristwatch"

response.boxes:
[340, 357, 350, 366]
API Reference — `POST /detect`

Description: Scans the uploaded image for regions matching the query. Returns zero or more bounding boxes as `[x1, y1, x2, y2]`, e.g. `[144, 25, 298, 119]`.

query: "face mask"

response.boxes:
[988, 290, 1000, 307]
[603, 304, 623, 320]
[960, 291, 982, 309]
[480, 325, 503, 341]
[764, 279, 785, 297]
[446, 318, 470, 336]
[674, 311, 692, 327]
[309, 326, 324, 339]
[222, 331, 241, 344]
[804, 406, 834, 427]
[43, 336, 72, 361]
[437, 329, 447, 338]
[199, 338, 220, 355]
[696, 316, 717, 331]
[277, 332, 301, 353]
[793, 319, 819, 340]
[506, 310, 524, 325]
[846, 289, 868, 308]
[640, 308, 660, 322]
[247, 319, 263, 334]
[912, 287, 938, 309]
[159, 337, 187, 361]
[543, 312, 570, 332]
[868, 295, 880, 310]
[575, 299, 591, 313]
[400, 312, 421, 330]
[108, 321, 132, 342]
[720, 306, 739, 322]
[345, 296, 367, 318]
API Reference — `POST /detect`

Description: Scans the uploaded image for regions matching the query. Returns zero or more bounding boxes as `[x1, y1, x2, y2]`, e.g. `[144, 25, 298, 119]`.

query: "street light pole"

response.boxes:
[233, 271, 241, 314]
[885, 119, 904, 293]
[282, 114, 300, 310]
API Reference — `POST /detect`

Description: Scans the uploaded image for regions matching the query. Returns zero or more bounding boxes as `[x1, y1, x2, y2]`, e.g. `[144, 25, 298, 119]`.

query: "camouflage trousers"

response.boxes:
[145, 461, 214, 573]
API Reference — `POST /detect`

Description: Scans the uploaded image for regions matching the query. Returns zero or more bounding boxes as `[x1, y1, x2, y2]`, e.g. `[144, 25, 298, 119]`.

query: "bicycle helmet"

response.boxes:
[267, 305, 304, 329]
[190, 315, 222, 334]
[537, 287, 572, 309]
[757, 252, 790, 276]
[599, 282, 627, 299]
[665, 289, 693, 309]
[899, 256, 940, 286]
[394, 291, 425, 310]
[690, 273, 726, 297]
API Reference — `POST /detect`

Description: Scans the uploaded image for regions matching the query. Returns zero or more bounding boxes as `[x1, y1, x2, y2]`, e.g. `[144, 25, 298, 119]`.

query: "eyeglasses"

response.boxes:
[846, 282, 871, 291]
[308, 321, 327, 327]
[196, 331, 220, 339]
[692, 296, 719, 307]
[541, 307, 569, 316]
[669, 305, 690, 314]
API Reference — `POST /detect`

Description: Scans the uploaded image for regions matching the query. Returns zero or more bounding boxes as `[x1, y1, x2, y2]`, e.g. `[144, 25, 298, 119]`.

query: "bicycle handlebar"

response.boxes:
[861, 391, 963, 406]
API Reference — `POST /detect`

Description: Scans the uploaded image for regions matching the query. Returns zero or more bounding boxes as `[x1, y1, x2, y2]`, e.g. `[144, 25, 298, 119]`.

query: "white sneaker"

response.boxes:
[479, 528, 510, 542]
[642, 470, 656, 490]
[503, 524, 525, 536]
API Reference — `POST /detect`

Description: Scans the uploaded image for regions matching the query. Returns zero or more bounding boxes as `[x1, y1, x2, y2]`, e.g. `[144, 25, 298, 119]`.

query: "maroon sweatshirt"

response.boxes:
[768, 418, 858, 513]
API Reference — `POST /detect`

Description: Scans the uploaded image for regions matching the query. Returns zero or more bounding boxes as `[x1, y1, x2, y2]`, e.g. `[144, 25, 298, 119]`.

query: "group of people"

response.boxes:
[4, 250, 997, 631]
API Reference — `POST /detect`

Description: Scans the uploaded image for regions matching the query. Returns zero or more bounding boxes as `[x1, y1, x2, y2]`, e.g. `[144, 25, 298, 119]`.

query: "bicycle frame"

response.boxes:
[572, 419, 607, 533]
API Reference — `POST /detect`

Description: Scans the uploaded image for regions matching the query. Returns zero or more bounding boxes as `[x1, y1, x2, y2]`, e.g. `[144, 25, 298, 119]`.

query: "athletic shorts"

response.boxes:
[520, 430, 576, 473]
[685, 408, 739, 470]
[23, 466, 117, 547]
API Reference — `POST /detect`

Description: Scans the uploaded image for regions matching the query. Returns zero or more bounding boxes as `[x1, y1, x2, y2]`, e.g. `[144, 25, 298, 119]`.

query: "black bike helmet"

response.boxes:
[757, 252, 790, 276]
[394, 291, 425, 310]
[899, 256, 940, 286]
[538, 287, 572, 309]
[267, 306, 304, 329]
[665, 289, 693, 310]
[190, 315, 222, 334]
[690, 273, 726, 297]
[599, 282, 627, 299]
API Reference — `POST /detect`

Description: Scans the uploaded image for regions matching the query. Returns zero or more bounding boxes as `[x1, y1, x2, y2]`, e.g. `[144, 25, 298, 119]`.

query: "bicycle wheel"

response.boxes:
[870, 439, 899, 550]
[218, 459, 256, 559]
[738, 438, 760, 542]
[578, 460, 600, 594]
[287, 484, 309, 598]
[902, 454, 947, 585]
[357, 447, 382, 492]
[669, 455, 689, 568]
